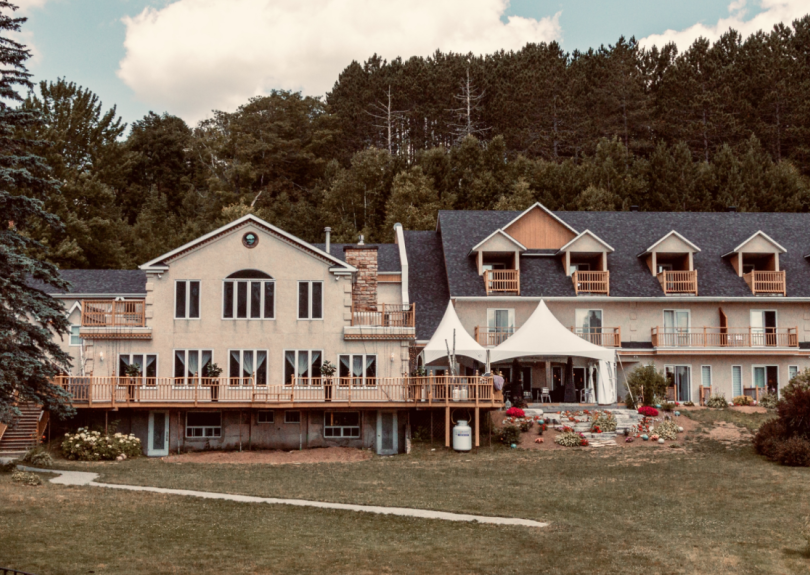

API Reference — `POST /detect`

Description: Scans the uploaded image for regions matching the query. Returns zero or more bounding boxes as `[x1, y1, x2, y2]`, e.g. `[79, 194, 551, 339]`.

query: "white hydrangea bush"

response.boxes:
[61, 428, 142, 461]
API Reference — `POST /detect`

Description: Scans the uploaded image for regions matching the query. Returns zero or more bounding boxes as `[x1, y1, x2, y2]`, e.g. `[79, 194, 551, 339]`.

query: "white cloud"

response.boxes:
[639, 0, 809, 52]
[117, 0, 562, 124]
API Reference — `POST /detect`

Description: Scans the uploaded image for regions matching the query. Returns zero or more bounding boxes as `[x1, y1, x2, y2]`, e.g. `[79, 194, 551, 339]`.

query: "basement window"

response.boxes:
[186, 411, 221, 438]
[257, 410, 274, 424]
[324, 412, 360, 438]
[284, 411, 301, 424]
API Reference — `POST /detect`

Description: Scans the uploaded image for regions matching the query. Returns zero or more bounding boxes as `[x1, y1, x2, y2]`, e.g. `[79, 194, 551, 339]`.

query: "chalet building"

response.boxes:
[5, 203, 810, 457]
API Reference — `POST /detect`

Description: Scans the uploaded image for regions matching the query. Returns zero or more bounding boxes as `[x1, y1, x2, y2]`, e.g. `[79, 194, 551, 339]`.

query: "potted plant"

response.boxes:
[203, 360, 223, 401]
[321, 359, 336, 401]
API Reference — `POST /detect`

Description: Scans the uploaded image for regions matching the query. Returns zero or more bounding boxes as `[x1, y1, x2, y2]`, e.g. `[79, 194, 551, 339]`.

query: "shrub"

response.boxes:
[638, 406, 659, 417]
[519, 421, 533, 433]
[753, 419, 787, 460]
[499, 425, 521, 445]
[590, 411, 617, 432]
[22, 447, 54, 468]
[0, 460, 18, 473]
[625, 364, 667, 407]
[660, 402, 674, 412]
[11, 471, 41, 486]
[505, 407, 525, 418]
[733, 395, 753, 406]
[778, 373, 810, 438]
[706, 394, 728, 409]
[759, 392, 778, 409]
[653, 421, 679, 441]
[554, 431, 583, 447]
[774, 436, 810, 466]
[61, 428, 142, 461]
[683, 401, 695, 407]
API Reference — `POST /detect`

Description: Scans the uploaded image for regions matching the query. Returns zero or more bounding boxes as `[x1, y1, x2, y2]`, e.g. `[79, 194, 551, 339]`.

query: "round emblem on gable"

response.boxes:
[242, 232, 259, 248]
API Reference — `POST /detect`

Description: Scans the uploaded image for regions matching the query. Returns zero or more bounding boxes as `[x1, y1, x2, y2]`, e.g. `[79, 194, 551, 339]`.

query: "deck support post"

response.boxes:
[475, 407, 480, 447]
[445, 406, 450, 448]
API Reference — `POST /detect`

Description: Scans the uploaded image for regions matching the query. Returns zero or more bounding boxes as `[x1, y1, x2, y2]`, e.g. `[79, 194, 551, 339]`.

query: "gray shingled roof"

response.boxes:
[31, 269, 147, 295]
[437, 210, 810, 298]
[315, 243, 401, 272]
[404, 231, 450, 340]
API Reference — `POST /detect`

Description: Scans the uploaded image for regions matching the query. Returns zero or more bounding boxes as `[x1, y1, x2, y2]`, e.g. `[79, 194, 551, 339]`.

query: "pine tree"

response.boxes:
[0, 1, 74, 422]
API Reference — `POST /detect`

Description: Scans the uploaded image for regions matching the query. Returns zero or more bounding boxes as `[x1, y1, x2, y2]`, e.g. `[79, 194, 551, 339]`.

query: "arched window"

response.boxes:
[223, 270, 275, 319]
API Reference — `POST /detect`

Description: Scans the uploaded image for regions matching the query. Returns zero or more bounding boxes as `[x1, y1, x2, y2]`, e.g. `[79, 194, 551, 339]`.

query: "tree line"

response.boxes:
[16, 16, 810, 269]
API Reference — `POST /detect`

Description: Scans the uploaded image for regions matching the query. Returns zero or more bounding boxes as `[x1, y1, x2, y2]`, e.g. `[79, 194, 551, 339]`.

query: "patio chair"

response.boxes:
[580, 388, 596, 404]
[539, 387, 551, 403]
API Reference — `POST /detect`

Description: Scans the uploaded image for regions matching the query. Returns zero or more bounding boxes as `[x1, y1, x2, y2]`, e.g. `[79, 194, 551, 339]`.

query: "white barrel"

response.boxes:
[452, 420, 472, 451]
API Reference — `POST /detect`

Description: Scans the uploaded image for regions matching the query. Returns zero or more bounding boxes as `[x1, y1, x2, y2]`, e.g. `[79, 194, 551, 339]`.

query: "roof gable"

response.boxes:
[502, 203, 578, 249]
[139, 214, 355, 273]
[557, 230, 615, 254]
[470, 229, 527, 254]
[726, 231, 787, 256]
[640, 230, 701, 256]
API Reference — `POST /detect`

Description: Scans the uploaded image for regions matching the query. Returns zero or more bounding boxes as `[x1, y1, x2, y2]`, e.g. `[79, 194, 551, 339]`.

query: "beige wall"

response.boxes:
[60, 223, 408, 381]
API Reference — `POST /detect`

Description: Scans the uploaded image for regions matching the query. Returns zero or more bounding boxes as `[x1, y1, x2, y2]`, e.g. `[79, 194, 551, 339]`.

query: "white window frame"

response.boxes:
[69, 324, 82, 347]
[789, 365, 799, 382]
[324, 411, 361, 438]
[118, 353, 159, 386]
[283, 349, 324, 386]
[227, 349, 269, 387]
[664, 364, 693, 403]
[174, 280, 201, 320]
[297, 281, 323, 320]
[751, 364, 778, 394]
[173, 349, 214, 387]
[732, 365, 743, 397]
[700, 365, 712, 389]
[750, 309, 778, 347]
[221, 279, 276, 320]
[285, 411, 301, 424]
[257, 410, 274, 424]
[185, 411, 222, 438]
[337, 353, 378, 387]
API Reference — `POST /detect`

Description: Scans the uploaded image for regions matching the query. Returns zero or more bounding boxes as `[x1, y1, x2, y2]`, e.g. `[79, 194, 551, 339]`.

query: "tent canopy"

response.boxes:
[422, 302, 487, 365]
[489, 300, 615, 364]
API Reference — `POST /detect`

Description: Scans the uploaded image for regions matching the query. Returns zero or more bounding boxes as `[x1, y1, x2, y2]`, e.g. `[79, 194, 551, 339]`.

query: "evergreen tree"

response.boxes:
[384, 166, 447, 234]
[0, 2, 73, 422]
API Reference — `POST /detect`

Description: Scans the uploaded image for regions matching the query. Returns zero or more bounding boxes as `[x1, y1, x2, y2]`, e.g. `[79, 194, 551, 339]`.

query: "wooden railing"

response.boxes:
[743, 387, 767, 401]
[82, 299, 146, 327]
[570, 327, 621, 347]
[51, 375, 501, 407]
[484, 269, 519, 295]
[651, 326, 798, 348]
[351, 303, 415, 327]
[657, 270, 698, 295]
[572, 270, 609, 295]
[474, 326, 514, 346]
[700, 386, 712, 406]
[744, 270, 786, 295]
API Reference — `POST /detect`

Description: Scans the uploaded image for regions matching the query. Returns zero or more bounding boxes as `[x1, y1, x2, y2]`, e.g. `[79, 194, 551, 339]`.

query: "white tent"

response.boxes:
[490, 300, 617, 404]
[422, 301, 487, 365]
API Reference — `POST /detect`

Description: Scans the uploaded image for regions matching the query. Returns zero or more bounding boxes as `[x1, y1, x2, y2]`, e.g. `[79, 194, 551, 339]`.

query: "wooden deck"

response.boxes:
[474, 326, 514, 346]
[570, 327, 621, 347]
[484, 269, 520, 295]
[657, 270, 698, 295]
[744, 270, 786, 295]
[572, 270, 609, 295]
[651, 326, 798, 348]
[82, 299, 146, 327]
[52, 375, 503, 409]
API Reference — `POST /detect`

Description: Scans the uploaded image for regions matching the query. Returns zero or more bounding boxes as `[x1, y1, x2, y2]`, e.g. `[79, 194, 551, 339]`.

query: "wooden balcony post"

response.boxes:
[703, 326, 707, 347]
[445, 405, 450, 447]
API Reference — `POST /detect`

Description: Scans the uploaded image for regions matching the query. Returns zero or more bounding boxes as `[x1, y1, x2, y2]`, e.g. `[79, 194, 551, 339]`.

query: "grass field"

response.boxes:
[2, 410, 809, 575]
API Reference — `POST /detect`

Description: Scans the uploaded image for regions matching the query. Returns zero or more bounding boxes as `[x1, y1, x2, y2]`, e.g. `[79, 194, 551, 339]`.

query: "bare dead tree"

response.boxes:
[448, 67, 489, 142]
[367, 85, 408, 154]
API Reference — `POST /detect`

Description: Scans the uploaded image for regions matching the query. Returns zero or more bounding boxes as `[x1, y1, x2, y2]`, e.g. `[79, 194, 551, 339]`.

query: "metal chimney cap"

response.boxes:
[358, 234, 365, 246]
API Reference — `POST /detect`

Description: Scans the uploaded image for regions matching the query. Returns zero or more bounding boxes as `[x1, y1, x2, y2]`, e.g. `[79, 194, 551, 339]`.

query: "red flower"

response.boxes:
[638, 406, 659, 417]
[506, 407, 525, 418]
[580, 439, 589, 447]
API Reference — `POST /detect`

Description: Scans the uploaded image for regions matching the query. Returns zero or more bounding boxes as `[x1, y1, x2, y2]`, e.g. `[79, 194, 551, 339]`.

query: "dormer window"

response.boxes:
[723, 231, 786, 295]
[639, 231, 700, 295]
[557, 230, 613, 295]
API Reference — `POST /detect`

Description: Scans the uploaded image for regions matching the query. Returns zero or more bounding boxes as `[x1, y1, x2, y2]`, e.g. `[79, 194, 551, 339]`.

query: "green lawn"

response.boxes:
[2, 411, 809, 575]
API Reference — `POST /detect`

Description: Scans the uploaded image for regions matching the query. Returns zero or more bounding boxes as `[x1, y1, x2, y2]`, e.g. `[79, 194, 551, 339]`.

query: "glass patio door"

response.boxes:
[664, 310, 690, 347]
[751, 311, 776, 346]
[666, 366, 691, 402]
[575, 309, 602, 344]
[486, 309, 514, 346]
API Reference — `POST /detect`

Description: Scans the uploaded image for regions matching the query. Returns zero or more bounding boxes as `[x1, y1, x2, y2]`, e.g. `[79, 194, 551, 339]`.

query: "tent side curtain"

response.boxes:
[489, 300, 615, 364]
[422, 301, 487, 364]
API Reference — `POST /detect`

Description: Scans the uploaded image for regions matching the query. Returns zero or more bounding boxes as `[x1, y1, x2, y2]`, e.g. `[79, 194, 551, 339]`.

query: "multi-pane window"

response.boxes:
[298, 281, 323, 319]
[324, 412, 360, 438]
[174, 350, 213, 384]
[175, 280, 200, 319]
[69, 325, 82, 346]
[338, 354, 377, 386]
[257, 410, 274, 424]
[732, 365, 743, 397]
[118, 354, 158, 381]
[223, 270, 274, 319]
[284, 350, 323, 385]
[285, 411, 301, 423]
[186, 412, 221, 438]
[228, 350, 268, 385]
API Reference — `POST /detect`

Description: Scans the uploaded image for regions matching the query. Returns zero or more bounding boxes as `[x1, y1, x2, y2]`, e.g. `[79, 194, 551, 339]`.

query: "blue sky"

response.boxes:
[18, 0, 795, 128]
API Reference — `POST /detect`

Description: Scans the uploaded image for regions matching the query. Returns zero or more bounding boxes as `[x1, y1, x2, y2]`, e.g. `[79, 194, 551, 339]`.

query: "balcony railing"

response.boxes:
[744, 270, 786, 295]
[484, 269, 519, 295]
[570, 327, 621, 347]
[351, 303, 415, 327]
[52, 375, 501, 407]
[475, 326, 514, 347]
[657, 270, 698, 295]
[651, 326, 798, 348]
[81, 299, 146, 327]
[572, 270, 609, 295]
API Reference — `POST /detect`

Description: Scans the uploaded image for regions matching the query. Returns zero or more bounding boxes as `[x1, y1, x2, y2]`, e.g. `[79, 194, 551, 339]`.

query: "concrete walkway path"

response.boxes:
[19, 466, 547, 528]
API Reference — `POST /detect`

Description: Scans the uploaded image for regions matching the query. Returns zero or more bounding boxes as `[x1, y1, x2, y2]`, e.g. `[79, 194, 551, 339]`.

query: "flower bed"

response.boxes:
[505, 407, 525, 418]
[61, 428, 142, 461]
[638, 406, 658, 417]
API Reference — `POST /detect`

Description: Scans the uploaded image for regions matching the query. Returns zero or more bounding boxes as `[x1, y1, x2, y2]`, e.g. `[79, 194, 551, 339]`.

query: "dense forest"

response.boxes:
[17, 16, 810, 269]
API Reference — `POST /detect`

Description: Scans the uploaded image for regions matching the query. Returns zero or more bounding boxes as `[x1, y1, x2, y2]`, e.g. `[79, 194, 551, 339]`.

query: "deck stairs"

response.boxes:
[0, 403, 45, 457]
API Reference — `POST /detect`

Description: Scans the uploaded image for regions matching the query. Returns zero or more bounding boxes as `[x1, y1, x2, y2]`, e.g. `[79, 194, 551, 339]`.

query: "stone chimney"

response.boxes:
[344, 245, 378, 311]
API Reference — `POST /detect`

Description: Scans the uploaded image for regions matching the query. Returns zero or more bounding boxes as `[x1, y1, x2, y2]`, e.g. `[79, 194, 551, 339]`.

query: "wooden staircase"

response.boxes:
[0, 404, 45, 456]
